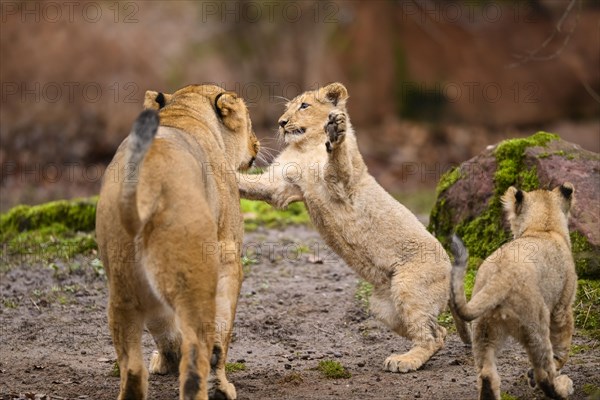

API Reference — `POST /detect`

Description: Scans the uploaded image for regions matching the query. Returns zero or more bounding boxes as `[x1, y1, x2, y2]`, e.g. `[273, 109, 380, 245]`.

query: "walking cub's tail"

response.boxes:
[448, 235, 472, 344]
[119, 109, 159, 236]
[450, 235, 510, 322]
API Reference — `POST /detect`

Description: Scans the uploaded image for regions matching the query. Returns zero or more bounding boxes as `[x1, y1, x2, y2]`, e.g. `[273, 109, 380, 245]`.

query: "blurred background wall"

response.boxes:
[1, 0, 598, 211]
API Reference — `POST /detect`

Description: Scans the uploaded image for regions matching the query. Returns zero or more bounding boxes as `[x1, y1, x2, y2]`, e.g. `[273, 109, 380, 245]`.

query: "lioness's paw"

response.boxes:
[149, 350, 178, 375]
[325, 111, 347, 153]
[384, 354, 424, 373]
[209, 380, 237, 400]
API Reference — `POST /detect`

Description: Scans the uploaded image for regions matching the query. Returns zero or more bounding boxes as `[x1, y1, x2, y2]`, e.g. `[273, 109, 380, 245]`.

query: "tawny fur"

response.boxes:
[96, 84, 259, 400]
[451, 184, 577, 400]
[238, 82, 471, 373]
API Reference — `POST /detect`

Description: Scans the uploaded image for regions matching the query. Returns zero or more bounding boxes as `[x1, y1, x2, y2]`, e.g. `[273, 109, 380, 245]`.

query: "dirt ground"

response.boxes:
[1, 224, 599, 400]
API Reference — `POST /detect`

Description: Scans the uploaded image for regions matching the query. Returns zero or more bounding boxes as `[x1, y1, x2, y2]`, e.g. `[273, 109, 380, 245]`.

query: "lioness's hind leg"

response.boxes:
[208, 255, 242, 400]
[108, 300, 148, 400]
[147, 308, 181, 375]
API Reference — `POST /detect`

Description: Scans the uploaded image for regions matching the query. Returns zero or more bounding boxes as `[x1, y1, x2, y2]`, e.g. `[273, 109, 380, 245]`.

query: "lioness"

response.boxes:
[450, 184, 577, 400]
[238, 82, 470, 373]
[96, 84, 259, 400]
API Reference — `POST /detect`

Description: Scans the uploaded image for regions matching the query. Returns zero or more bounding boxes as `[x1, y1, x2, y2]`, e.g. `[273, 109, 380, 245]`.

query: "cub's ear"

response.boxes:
[555, 182, 574, 213]
[144, 90, 172, 110]
[502, 186, 524, 221]
[215, 91, 244, 130]
[320, 82, 349, 106]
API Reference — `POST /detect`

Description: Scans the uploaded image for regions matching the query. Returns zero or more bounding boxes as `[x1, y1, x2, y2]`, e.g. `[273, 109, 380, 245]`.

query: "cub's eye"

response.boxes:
[299, 102, 309, 110]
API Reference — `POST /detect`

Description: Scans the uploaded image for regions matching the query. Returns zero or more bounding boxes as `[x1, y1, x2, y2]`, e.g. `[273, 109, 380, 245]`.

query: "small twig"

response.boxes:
[30, 297, 41, 312]
[507, 0, 581, 68]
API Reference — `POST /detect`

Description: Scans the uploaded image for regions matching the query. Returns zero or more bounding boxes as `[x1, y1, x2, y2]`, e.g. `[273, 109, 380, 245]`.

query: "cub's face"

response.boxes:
[144, 84, 259, 170]
[502, 183, 574, 238]
[278, 82, 349, 145]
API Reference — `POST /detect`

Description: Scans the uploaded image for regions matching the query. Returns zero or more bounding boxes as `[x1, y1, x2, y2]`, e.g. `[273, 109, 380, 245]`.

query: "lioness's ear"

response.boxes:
[321, 82, 349, 106]
[144, 90, 172, 110]
[215, 91, 243, 130]
[502, 186, 524, 222]
[555, 182, 574, 213]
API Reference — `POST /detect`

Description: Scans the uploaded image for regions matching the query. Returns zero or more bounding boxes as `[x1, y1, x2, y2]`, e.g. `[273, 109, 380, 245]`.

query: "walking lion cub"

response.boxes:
[451, 183, 577, 400]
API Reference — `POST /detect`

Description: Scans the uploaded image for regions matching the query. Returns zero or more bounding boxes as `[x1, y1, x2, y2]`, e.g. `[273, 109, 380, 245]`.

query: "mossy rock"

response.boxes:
[428, 132, 600, 277]
[0, 197, 97, 241]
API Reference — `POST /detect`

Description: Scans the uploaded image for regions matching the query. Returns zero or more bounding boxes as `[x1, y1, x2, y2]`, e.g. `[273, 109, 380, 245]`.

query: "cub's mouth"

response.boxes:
[284, 127, 306, 136]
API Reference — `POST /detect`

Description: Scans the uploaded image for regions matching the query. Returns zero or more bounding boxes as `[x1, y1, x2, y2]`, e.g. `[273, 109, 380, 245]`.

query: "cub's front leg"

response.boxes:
[324, 110, 353, 199]
[325, 110, 347, 153]
[238, 171, 303, 209]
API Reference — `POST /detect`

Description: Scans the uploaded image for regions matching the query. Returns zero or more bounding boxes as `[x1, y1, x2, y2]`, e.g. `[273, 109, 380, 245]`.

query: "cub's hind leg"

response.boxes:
[472, 318, 504, 400]
[521, 319, 573, 400]
[375, 267, 448, 373]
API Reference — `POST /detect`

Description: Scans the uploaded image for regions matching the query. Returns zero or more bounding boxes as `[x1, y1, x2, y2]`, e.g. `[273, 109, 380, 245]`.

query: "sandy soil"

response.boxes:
[1, 225, 598, 400]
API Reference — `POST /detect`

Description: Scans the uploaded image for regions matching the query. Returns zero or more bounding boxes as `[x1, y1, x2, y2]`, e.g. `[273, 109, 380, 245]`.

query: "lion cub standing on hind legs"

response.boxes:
[238, 82, 471, 373]
[96, 84, 259, 400]
[451, 184, 577, 400]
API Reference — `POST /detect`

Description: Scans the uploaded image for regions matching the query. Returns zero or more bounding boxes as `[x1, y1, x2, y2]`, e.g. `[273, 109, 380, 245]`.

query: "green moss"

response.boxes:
[225, 362, 246, 373]
[316, 360, 351, 379]
[429, 132, 560, 269]
[435, 167, 461, 196]
[0, 197, 97, 242]
[571, 231, 599, 278]
[241, 199, 310, 231]
[1, 198, 98, 267]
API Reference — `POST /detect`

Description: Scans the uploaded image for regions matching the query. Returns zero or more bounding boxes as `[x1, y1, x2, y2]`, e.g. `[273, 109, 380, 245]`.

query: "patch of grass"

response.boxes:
[111, 361, 120, 377]
[241, 199, 310, 231]
[569, 344, 591, 356]
[574, 279, 600, 338]
[2, 297, 18, 308]
[280, 371, 304, 385]
[316, 360, 351, 379]
[500, 393, 519, 400]
[583, 383, 600, 398]
[225, 362, 246, 373]
[355, 280, 373, 311]
[437, 311, 455, 332]
[571, 231, 599, 279]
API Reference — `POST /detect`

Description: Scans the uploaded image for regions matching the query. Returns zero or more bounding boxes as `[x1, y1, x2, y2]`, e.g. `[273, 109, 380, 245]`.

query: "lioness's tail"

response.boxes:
[119, 109, 159, 236]
[450, 235, 509, 322]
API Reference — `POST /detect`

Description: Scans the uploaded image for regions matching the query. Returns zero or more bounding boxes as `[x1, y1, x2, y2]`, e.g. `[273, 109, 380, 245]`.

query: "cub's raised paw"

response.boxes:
[325, 111, 347, 153]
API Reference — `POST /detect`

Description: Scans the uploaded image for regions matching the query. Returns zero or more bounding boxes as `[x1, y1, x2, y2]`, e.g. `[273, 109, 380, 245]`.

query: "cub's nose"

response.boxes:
[279, 119, 288, 128]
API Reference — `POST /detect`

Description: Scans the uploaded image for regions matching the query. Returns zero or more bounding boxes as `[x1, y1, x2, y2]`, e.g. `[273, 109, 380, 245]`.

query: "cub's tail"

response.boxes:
[448, 235, 472, 344]
[119, 109, 159, 236]
[450, 235, 509, 322]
